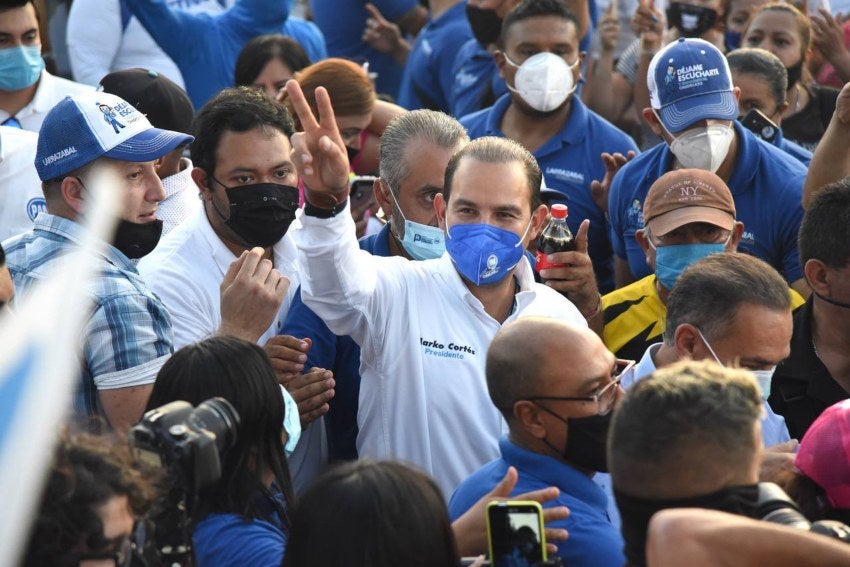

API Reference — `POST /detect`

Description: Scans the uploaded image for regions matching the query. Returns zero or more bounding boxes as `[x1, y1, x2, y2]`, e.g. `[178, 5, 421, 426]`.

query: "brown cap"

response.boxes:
[643, 169, 736, 236]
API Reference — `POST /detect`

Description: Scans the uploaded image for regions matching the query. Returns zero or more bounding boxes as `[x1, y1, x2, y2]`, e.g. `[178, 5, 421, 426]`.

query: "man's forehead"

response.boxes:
[0, 3, 38, 27]
[505, 15, 578, 45]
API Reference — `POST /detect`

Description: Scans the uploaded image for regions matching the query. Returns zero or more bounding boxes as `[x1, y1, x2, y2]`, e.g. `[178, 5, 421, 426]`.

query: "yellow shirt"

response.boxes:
[602, 275, 805, 360]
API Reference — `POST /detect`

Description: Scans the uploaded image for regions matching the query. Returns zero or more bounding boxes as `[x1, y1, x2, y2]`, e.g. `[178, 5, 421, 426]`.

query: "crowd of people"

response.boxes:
[4, 0, 850, 565]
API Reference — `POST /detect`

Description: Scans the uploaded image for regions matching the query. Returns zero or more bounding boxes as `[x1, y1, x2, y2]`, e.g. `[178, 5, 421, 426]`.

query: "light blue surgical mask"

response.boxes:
[280, 386, 301, 457]
[0, 45, 44, 91]
[696, 328, 775, 400]
[385, 181, 445, 260]
[649, 237, 728, 290]
[445, 219, 530, 285]
[751, 368, 776, 401]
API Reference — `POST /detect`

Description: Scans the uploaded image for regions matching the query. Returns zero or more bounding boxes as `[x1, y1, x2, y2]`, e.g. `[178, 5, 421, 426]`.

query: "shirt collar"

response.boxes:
[33, 212, 138, 272]
[28, 69, 54, 114]
[484, 94, 588, 151]
[197, 205, 299, 278]
[499, 437, 607, 507]
[161, 158, 195, 201]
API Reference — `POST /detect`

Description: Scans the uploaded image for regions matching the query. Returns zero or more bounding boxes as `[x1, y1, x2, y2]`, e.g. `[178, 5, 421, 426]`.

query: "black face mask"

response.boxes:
[814, 290, 850, 309]
[786, 60, 803, 87]
[615, 484, 760, 567]
[466, 5, 503, 46]
[346, 146, 359, 163]
[666, 2, 718, 37]
[113, 219, 163, 259]
[536, 403, 612, 472]
[211, 179, 299, 248]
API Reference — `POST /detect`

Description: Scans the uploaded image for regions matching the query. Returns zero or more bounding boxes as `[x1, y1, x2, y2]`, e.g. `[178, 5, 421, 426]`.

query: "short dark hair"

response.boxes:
[502, 0, 580, 42]
[799, 178, 850, 269]
[234, 34, 311, 88]
[0, 242, 5, 267]
[22, 430, 155, 567]
[663, 252, 792, 345]
[727, 48, 788, 106]
[443, 136, 542, 212]
[146, 336, 294, 527]
[283, 460, 459, 567]
[190, 86, 295, 174]
[609, 360, 762, 498]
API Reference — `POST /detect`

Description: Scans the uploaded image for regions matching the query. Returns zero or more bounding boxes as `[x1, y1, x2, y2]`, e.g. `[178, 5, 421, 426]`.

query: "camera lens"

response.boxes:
[187, 397, 240, 453]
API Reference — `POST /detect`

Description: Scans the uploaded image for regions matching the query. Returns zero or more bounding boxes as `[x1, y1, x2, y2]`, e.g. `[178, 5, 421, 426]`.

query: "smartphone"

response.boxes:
[349, 175, 377, 210]
[740, 108, 779, 144]
[486, 501, 547, 567]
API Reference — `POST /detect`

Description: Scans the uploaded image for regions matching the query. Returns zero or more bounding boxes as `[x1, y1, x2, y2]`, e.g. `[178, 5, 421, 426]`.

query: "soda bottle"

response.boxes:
[535, 204, 575, 272]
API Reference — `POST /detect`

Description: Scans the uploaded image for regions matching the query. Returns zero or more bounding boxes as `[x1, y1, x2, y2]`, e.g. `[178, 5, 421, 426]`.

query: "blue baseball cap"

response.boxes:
[35, 91, 194, 182]
[647, 38, 738, 133]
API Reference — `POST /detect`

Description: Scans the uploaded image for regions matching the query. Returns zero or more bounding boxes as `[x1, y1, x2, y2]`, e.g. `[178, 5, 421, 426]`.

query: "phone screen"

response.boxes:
[488, 504, 545, 567]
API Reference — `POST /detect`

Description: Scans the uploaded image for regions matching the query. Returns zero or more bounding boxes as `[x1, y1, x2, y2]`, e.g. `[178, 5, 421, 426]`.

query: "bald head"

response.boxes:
[486, 318, 612, 421]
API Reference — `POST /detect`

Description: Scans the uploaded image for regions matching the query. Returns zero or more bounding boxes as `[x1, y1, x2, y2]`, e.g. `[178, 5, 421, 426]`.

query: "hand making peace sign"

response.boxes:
[284, 80, 350, 203]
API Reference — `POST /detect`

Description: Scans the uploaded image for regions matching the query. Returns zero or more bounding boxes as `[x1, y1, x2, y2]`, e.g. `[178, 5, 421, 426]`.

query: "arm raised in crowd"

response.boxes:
[647, 508, 850, 567]
[66, 0, 123, 86]
[803, 81, 850, 208]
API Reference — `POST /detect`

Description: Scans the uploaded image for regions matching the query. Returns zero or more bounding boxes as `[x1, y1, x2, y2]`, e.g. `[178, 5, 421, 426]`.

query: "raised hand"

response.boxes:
[590, 150, 637, 214]
[452, 466, 570, 557]
[537, 219, 600, 318]
[219, 247, 289, 342]
[362, 2, 408, 58]
[285, 80, 350, 201]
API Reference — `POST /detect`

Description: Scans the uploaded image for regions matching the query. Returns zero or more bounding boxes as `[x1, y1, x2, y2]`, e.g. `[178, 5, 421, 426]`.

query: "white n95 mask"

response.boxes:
[505, 52, 579, 112]
[667, 123, 735, 173]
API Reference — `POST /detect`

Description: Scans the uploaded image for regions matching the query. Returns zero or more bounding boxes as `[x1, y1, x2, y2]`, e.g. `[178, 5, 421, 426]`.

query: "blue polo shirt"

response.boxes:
[608, 121, 806, 284]
[397, 1, 473, 112]
[774, 128, 812, 166]
[281, 224, 393, 461]
[448, 437, 625, 567]
[461, 94, 638, 292]
[310, 0, 416, 97]
[449, 39, 508, 118]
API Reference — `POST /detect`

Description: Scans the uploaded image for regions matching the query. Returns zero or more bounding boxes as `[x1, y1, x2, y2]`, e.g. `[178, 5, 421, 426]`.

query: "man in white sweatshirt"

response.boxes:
[286, 80, 593, 496]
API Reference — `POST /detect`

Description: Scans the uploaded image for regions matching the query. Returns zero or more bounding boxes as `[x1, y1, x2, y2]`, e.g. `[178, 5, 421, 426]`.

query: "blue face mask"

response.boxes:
[386, 182, 445, 260]
[724, 31, 742, 51]
[280, 386, 301, 457]
[651, 240, 727, 290]
[0, 45, 44, 91]
[445, 221, 530, 285]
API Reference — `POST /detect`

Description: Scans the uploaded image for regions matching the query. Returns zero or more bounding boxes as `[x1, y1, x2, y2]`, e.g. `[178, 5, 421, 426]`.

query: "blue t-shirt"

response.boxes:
[281, 224, 393, 461]
[461, 94, 639, 293]
[449, 437, 625, 567]
[310, 0, 416, 98]
[127, 0, 290, 108]
[193, 495, 288, 567]
[449, 38, 507, 119]
[397, 2, 473, 112]
[608, 121, 806, 284]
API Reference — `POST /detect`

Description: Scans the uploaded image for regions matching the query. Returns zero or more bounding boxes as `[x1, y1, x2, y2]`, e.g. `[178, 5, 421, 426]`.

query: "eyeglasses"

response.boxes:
[528, 359, 635, 416]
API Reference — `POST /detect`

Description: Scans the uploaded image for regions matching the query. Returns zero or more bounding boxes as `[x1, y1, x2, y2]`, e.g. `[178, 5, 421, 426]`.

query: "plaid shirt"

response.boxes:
[3, 213, 173, 418]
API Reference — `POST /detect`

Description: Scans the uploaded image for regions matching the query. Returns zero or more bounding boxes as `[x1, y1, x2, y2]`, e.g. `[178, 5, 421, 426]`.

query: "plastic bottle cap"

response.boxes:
[550, 204, 568, 219]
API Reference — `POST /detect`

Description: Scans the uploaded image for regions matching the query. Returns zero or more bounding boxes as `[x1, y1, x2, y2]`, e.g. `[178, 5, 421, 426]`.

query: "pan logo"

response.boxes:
[26, 197, 46, 221]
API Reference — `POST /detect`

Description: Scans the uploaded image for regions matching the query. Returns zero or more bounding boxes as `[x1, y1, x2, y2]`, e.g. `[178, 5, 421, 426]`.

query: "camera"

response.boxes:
[130, 398, 240, 565]
[756, 482, 850, 543]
